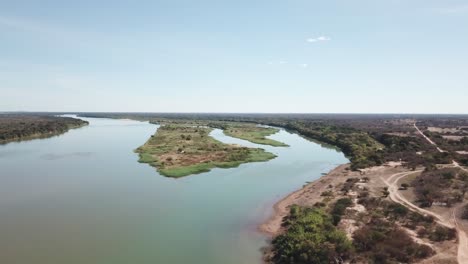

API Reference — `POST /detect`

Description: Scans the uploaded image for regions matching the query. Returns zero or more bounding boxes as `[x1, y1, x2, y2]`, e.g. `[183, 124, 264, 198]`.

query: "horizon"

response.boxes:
[3, 111, 468, 116]
[1, 1, 468, 113]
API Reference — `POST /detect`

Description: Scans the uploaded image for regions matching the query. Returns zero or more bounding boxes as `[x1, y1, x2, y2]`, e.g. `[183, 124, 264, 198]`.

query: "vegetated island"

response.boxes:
[79, 113, 289, 148]
[223, 124, 288, 147]
[150, 119, 289, 147]
[0, 114, 88, 144]
[135, 124, 276, 177]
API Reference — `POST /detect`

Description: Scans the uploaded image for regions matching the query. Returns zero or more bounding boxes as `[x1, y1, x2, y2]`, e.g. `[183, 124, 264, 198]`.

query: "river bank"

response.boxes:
[260, 162, 459, 263]
[260, 164, 351, 236]
[0, 115, 88, 144]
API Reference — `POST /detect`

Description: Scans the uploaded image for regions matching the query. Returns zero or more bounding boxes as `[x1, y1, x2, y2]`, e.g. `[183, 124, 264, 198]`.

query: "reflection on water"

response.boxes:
[40, 152, 95, 160]
[0, 116, 348, 264]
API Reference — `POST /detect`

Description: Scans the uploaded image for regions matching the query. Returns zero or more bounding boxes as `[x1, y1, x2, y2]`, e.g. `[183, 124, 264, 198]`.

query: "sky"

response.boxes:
[0, 0, 467, 113]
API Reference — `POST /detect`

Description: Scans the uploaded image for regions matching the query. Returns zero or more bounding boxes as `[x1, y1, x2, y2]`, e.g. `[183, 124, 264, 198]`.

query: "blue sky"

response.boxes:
[1, 0, 467, 113]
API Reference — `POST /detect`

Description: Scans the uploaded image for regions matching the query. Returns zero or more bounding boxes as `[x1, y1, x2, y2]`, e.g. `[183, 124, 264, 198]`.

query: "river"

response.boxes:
[0, 116, 348, 264]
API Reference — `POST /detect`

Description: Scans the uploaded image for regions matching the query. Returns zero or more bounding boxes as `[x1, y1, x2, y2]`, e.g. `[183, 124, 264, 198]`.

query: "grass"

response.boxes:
[223, 125, 288, 147]
[135, 124, 276, 177]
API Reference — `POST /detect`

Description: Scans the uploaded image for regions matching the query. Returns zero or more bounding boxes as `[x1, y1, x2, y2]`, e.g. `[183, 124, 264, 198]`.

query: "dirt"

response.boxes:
[385, 170, 465, 264]
[261, 163, 460, 263]
[443, 135, 465, 141]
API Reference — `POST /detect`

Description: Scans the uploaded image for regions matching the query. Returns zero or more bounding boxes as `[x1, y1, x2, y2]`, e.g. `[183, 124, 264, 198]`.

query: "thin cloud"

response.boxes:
[432, 4, 468, 14]
[0, 16, 65, 36]
[307, 36, 331, 43]
[267, 61, 287, 65]
[0, 15, 94, 47]
[301, 63, 308, 68]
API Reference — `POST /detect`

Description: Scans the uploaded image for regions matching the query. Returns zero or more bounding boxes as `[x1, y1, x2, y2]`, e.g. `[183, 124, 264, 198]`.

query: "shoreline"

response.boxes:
[0, 122, 88, 145]
[259, 163, 351, 237]
[259, 162, 461, 263]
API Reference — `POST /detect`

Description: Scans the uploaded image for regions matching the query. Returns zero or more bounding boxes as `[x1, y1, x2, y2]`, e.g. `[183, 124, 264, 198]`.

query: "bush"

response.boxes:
[353, 219, 435, 263]
[429, 226, 456, 242]
[331, 198, 353, 225]
[272, 206, 353, 264]
[462, 204, 468, 220]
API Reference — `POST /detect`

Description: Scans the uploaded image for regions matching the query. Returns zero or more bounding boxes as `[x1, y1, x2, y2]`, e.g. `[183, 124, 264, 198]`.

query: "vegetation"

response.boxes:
[80, 112, 468, 170]
[0, 114, 88, 143]
[79, 113, 467, 262]
[271, 205, 353, 264]
[135, 124, 276, 177]
[352, 218, 434, 263]
[223, 125, 288, 147]
[331, 198, 353, 225]
[412, 167, 468, 207]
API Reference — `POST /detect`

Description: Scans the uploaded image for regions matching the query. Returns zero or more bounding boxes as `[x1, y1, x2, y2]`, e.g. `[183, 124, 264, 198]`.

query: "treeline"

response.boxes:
[267, 121, 385, 170]
[0, 115, 88, 143]
[78, 112, 468, 170]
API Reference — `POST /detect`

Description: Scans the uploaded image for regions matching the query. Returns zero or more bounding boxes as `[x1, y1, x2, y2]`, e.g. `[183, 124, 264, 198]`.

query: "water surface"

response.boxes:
[0, 117, 347, 264]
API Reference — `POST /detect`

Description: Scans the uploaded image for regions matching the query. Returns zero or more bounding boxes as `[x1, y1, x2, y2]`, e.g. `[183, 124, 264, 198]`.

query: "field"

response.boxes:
[135, 124, 276, 177]
[0, 114, 88, 144]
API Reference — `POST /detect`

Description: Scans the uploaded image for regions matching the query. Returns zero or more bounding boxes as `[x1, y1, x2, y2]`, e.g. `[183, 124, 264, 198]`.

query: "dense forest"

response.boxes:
[0, 114, 88, 143]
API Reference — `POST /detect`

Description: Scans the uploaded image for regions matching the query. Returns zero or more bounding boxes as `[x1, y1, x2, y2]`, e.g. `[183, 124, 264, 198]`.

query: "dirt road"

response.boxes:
[383, 170, 468, 264]
[414, 123, 445, 153]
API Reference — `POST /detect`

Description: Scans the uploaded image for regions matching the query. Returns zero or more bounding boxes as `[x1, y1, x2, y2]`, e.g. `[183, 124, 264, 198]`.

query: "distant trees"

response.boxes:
[0, 115, 88, 143]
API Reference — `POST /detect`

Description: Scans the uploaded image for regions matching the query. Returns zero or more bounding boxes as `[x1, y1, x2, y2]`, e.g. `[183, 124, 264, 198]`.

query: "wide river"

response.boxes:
[0, 116, 348, 264]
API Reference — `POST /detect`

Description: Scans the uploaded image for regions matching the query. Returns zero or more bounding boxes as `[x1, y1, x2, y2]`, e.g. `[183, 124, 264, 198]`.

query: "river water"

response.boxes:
[0, 116, 347, 264]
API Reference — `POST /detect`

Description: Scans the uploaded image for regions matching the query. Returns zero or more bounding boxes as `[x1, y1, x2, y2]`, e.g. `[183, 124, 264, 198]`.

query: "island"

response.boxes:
[135, 124, 276, 177]
[223, 124, 288, 147]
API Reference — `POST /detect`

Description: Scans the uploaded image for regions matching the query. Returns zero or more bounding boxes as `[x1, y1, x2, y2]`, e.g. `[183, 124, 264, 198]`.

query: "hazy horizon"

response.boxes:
[1, 1, 467, 113]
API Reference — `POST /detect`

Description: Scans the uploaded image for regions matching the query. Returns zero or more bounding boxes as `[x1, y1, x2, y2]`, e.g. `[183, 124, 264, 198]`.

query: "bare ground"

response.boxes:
[261, 163, 459, 263]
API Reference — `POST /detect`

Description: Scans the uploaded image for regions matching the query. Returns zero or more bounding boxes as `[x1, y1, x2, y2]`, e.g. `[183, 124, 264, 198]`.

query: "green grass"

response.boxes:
[223, 126, 288, 147]
[135, 124, 276, 177]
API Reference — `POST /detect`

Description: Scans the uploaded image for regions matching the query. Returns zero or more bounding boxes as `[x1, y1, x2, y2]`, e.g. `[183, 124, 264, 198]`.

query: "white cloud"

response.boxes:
[301, 63, 308, 68]
[307, 36, 331, 43]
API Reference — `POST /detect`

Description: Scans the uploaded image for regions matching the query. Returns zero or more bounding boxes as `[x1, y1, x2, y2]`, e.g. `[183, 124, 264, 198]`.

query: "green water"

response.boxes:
[0, 117, 348, 264]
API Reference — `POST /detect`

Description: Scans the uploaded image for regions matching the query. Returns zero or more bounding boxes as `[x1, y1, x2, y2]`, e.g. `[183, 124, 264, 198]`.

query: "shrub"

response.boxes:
[331, 198, 353, 225]
[272, 206, 353, 264]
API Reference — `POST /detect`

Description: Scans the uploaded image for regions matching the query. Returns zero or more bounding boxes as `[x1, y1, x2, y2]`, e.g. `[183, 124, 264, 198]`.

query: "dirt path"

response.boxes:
[452, 208, 468, 264]
[382, 171, 453, 228]
[414, 123, 445, 153]
[414, 123, 468, 173]
[383, 170, 468, 264]
[453, 161, 468, 173]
